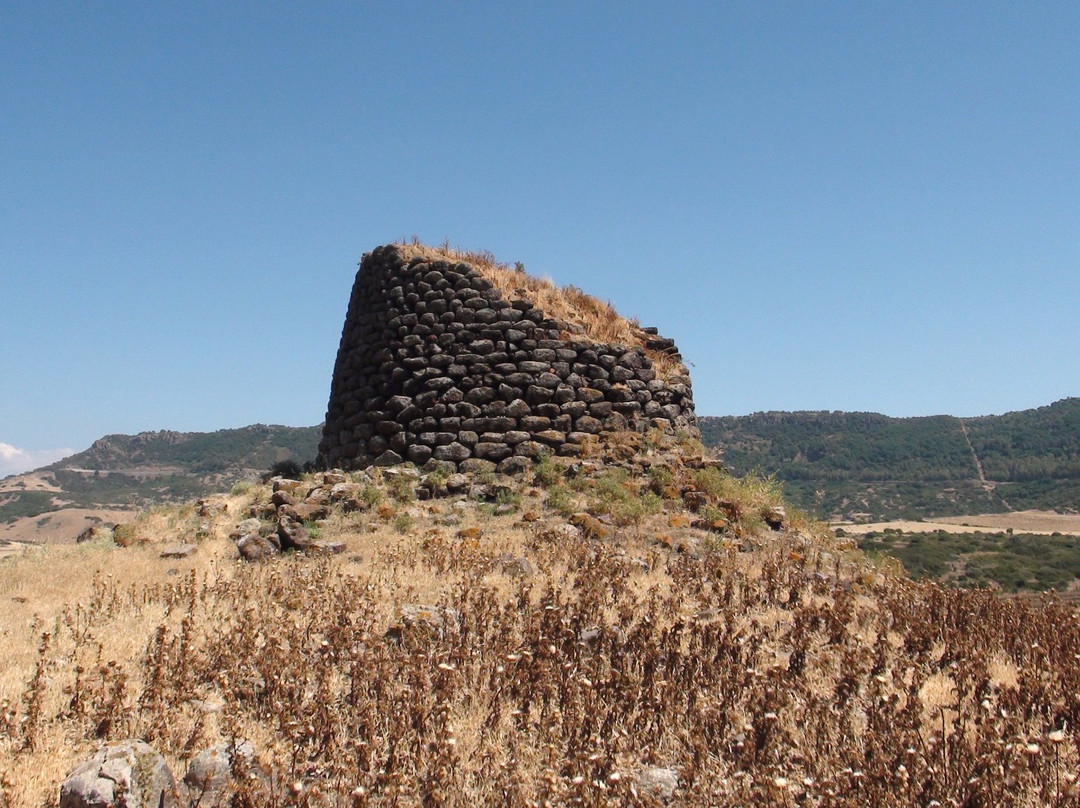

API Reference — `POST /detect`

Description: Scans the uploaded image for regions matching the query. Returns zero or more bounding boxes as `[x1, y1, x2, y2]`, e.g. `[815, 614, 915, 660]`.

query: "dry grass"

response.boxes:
[395, 240, 686, 379]
[5, 450, 1080, 806]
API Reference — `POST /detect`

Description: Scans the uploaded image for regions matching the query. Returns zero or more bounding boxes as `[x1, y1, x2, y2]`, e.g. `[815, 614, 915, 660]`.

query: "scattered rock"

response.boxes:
[497, 555, 536, 578]
[229, 518, 264, 540]
[636, 767, 679, 802]
[277, 515, 314, 552]
[764, 505, 786, 530]
[272, 478, 306, 495]
[184, 739, 255, 794]
[159, 544, 196, 559]
[496, 456, 533, 475]
[196, 498, 227, 518]
[236, 534, 278, 562]
[59, 739, 177, 808]
[280, 502, 330, 523]
[309, 540, 347, 555]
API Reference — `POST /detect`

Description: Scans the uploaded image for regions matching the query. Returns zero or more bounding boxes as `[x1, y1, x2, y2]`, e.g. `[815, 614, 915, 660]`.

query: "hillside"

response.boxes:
[0, 425, 320, 544]
[4, 434, 1080, 806]
[700, 398, 1080, 521]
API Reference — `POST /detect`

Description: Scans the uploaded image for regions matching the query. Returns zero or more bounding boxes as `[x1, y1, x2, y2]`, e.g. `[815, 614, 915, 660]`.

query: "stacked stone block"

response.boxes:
[318, 245, 696, 471]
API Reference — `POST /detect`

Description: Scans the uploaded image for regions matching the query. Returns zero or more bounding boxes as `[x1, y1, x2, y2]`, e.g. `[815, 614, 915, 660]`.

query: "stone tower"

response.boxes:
[318, 244, 696, 472]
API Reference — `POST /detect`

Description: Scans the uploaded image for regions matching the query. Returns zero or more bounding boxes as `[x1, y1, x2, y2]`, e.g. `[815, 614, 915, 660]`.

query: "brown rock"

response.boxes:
[237, 534, 278, 561]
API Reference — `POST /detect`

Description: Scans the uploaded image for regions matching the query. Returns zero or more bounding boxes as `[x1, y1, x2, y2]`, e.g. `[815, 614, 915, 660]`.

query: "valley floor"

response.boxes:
[835, 509, 1080, 537]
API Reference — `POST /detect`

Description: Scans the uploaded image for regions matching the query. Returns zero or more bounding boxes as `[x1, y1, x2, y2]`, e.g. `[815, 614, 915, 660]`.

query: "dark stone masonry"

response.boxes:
[318, 244, 696, 472]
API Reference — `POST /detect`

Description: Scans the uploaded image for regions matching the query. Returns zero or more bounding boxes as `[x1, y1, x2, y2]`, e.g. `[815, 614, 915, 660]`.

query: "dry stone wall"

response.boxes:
[319, 244, 696, 472]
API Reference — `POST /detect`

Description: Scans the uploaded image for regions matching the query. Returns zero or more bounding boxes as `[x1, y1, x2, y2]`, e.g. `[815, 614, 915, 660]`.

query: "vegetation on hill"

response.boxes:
[856, 528, 1080, 593]
[47, 423, 321, 477]
[0, 425, 320, 525]
[4, 433, 1080, 806]
[700, 398, 1080, 521]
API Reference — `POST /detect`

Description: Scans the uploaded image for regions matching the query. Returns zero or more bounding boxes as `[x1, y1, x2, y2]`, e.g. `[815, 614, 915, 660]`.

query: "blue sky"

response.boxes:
[2, 2, 1077, 474]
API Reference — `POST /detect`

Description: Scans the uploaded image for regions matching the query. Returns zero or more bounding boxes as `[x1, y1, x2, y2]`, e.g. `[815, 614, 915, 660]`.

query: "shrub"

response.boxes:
[388, 475, 416, 504]
[532, 454, 562, 488]
[263, 459, 303, 481]
[545, 485, 576, 517]
[360, 483, 382, 508]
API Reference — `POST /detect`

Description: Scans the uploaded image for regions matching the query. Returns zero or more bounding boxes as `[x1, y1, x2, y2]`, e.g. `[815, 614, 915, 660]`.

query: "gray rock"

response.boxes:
[457, 458, 497, 475]
[229, 518, 264, 540]
[764, 505, 786, 530]
[445, 473, 470, 493]
[310, 540, 347, 555]
[59, 739, 177, 808]
[575, 416, 604, 434]
[497, 555, 536, 577]
[636, 767, 679, 801]
[159, 544, 196, 559]
[496, 456, 533, 475]
[372, 449, 404, 466]
[184, 740, 255, 794]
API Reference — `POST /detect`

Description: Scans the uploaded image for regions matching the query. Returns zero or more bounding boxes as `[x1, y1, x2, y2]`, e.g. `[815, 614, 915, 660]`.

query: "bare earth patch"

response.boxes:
[0, 507, 136, 546]
[0, 471, 61, 494]
[836, 509, 1080, 536]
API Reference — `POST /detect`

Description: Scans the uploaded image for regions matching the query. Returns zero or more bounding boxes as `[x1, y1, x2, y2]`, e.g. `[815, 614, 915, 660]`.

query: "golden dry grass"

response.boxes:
[4, 450, 1080, 806]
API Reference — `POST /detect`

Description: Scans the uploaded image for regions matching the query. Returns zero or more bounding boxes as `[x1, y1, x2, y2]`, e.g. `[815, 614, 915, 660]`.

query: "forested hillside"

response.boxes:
[0, 424, 320, 526]
[700, 398, 1080, 521]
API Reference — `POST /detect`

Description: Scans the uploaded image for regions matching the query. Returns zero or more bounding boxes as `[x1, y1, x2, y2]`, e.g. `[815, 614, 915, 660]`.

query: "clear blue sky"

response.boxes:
[2, 2, 1078, 474]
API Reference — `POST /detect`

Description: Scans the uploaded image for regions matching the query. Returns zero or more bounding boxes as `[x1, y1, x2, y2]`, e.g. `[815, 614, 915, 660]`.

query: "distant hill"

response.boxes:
[0, 424, 320, 540]
[700, 398, 1080, 521]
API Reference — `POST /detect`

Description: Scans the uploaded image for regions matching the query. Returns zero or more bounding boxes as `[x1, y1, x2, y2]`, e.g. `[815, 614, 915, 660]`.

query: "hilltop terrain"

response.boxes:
[4, 431, 1080, 806]
[0, 425, 319, 546]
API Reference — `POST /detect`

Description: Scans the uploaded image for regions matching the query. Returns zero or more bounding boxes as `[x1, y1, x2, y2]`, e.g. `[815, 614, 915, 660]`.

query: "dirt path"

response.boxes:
[959, 420, 1011, 509]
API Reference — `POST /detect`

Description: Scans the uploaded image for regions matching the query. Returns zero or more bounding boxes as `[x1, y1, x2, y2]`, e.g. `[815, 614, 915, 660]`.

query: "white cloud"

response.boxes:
[0, 443, 74, 478]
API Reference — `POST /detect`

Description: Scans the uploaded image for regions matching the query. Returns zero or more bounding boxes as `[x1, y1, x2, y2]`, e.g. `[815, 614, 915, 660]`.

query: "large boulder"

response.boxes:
[59, 740, 176, 808]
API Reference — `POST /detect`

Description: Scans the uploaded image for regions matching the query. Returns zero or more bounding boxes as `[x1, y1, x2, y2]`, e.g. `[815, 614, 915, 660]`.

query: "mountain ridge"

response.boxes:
[0, 424, 321, 544]
[699, 397, 1080, 521]
[3, 397, 1077, 544]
